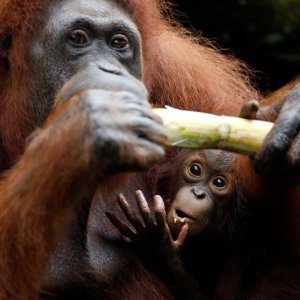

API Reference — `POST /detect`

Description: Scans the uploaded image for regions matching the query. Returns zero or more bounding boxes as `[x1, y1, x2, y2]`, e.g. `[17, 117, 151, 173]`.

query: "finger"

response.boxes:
[255, 99, 284, 122]
[130, 116, 168, 146]
[119, 138, 166, 171]
[106, 212, 136, 240]
[239, 100, 259, 119]
[174, 223, 189, 251]
[114, 100, 163, 125]
[288, 132, 300, 164]
[286, 133, 300, 185]
[153, 195, 167, 231]
[99, 129, 166, 173]
[135, 190, 153, 228]
[116, 194, 145, 233]
[254, 93, 300, 174]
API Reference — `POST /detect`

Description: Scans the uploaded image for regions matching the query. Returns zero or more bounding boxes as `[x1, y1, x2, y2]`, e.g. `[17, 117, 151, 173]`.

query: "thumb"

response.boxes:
[174, 223, 189, 252]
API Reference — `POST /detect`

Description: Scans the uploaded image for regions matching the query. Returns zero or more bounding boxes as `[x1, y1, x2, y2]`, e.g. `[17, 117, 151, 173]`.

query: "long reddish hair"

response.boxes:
[0, 0, 257, 165]
[1, 2, 299, 299]
[120, 1, 258, 111]
[0, 0, 257, 137]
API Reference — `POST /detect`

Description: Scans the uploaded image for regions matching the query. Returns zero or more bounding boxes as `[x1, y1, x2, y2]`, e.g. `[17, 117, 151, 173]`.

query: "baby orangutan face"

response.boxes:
[166, 150, 235, 237]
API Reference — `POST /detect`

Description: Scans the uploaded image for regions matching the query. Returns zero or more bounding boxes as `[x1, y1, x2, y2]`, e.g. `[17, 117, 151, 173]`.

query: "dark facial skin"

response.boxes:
[0, 0, 300, 298]
[21, 0, 167, 295]
[25, 0, 166, 175]
[167, 150, 235, 236]
[0, 0, 168, 297]
[28, 0, 142, 126]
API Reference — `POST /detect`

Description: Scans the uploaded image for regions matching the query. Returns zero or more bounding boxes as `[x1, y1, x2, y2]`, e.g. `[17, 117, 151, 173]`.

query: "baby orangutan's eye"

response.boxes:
[189, 163, 202, 177]
[212, 176, 227, 189]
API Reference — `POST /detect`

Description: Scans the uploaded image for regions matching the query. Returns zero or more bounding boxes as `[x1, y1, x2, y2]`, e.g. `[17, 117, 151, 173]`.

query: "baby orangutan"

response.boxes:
[107, 149, 236, 299]
[165, 149, 235, 238]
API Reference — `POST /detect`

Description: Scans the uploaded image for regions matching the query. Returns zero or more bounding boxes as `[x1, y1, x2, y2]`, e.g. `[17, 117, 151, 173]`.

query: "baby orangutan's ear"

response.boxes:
[0, 35, 12, 60]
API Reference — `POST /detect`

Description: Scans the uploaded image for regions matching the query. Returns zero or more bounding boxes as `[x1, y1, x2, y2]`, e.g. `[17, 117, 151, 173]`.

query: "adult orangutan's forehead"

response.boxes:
[53, 0, 125, 16]
[41, 0, 139, 39]
[46, 0, 133, 26]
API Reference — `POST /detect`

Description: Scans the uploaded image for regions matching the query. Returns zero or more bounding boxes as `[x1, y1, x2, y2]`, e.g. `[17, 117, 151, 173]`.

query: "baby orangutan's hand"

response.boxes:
[106, 190, 188, 261]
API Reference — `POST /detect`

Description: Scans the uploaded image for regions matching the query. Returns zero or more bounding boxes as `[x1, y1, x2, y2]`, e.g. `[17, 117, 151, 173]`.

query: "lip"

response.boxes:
[173, 208, 197, 224]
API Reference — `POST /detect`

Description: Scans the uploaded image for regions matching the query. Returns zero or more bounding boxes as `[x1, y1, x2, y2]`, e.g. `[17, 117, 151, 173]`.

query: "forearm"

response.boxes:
[148, 251, 205, 300]
[0, 105, 97, 299]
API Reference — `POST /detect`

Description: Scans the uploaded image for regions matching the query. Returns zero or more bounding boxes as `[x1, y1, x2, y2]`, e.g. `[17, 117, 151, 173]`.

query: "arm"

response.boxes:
[240, 80, 300, 185]
[107, 190, 206, 300]
[0, 66, 166, 299]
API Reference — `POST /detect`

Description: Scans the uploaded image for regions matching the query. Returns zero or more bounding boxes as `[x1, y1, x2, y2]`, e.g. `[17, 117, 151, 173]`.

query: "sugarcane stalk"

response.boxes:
[153, 107, 274, 156]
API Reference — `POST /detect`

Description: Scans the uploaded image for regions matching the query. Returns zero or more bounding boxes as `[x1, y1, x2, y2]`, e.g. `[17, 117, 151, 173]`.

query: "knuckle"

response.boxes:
[114, 91, 137, 101]
[129, 211, 138, 221]
[263, 128, 291, 156]
[80, 89, 111, 113]
[110, 74, 147, 99]
[270, 131, 291, 152]
[125, 76, 147, 97]
[80, 88, 102, 101]
[140, 204, 151, 215]
[287, 141, 300, 165]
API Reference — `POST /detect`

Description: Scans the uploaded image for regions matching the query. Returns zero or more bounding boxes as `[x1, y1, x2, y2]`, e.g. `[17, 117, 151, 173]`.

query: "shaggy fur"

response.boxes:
[0, 0, 299, 299]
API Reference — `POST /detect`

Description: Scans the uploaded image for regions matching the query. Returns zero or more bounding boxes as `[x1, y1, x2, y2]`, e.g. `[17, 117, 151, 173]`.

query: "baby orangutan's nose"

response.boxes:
[191, 188, 206, 200]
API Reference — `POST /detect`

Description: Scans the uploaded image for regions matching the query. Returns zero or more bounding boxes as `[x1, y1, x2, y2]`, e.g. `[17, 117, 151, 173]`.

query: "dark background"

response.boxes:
[170, 0, 300, 93]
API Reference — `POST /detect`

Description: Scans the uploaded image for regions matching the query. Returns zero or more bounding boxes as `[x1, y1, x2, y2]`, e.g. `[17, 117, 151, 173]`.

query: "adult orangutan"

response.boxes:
[0, 0, 299, 299]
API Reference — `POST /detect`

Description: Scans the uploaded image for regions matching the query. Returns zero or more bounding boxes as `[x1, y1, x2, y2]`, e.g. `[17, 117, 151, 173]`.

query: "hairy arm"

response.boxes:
[240, 80, 300, 185]
[0, 66, 166, 299]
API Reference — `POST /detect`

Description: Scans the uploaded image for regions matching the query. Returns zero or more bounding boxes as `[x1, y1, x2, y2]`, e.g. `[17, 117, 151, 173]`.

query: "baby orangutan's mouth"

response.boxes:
[173, 208, 197, 224]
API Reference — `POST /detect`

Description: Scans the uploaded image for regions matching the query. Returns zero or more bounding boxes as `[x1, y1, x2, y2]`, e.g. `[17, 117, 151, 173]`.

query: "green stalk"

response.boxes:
[153, 107, 274, 156]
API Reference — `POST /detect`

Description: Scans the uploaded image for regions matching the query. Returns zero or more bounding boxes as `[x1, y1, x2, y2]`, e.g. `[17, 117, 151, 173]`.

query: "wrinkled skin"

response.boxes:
[241, 83, 300, 185]
[28, 0, 300, 298]
[31, 0, 167, 297]
[40, 3, 300, 294]
[27, 0, 166, 173]
[0, 0, 299, 298]
[0, 0, 167, 298]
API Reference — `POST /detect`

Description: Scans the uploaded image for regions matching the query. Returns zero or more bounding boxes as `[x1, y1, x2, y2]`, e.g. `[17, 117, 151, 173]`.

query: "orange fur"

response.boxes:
[0, 0, 298, 299]
[0, 0, 257, 162]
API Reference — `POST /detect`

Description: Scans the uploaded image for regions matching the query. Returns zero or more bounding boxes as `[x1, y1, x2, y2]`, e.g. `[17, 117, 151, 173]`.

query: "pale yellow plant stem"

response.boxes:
[154, 107, 274, 156]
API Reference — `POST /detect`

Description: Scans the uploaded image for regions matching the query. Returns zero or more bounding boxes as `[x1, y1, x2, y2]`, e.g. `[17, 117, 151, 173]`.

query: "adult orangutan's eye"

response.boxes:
[69, 30, 89, 46]
[110, 34, 130, 50]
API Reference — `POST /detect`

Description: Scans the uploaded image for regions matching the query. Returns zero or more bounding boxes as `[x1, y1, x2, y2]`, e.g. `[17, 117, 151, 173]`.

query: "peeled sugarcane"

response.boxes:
[153, 107, 274, 156]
